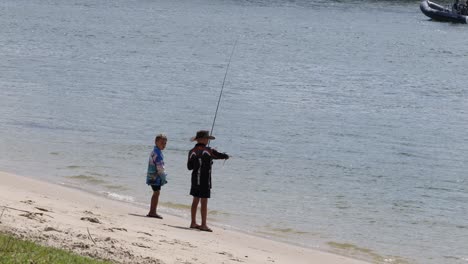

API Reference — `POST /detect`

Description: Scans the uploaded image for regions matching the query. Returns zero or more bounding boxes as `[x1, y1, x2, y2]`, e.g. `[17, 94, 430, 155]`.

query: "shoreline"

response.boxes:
[0, 171, 369, 264]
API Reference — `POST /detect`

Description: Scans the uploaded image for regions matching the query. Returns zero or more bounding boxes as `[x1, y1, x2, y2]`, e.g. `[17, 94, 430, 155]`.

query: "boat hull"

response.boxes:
[420, 0, 468, 23]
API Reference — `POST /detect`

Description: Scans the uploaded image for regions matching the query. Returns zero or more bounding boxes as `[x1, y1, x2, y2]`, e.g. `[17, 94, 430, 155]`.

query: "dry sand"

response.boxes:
[0, 171, 369, 264]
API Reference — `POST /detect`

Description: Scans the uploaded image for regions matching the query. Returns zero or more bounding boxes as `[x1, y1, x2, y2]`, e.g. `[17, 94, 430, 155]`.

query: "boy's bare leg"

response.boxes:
[148, 190, 160, 216]
[200, 198, 210, 230]
[190, 197, 201, 228]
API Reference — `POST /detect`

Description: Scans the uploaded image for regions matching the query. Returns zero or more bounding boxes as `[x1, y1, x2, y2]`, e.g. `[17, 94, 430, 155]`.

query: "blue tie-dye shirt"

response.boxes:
[146, 146, 167, 186]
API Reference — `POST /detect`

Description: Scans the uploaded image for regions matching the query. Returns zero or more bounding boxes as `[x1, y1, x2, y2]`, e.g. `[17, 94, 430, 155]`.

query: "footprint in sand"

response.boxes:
[19, 212, 46, 223]
[104, 237, 119, 244]
[80, 217, 101, 224]
[76, 233, 88, 239]
[44, 227, 60, 232]
[72, 242, 90, 249]
[132, 242, 150, 249]
[35, 207, 52, 212]
[217, 252, 245, 262]
[137, 237, 152, 242]
[105, 227, 127, 232]
[160, 239, 196, 248]
[137, 231, 152, 236]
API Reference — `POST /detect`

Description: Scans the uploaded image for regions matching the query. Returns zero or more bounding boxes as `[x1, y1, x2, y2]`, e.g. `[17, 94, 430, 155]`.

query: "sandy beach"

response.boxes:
[0, 171, 370, 264]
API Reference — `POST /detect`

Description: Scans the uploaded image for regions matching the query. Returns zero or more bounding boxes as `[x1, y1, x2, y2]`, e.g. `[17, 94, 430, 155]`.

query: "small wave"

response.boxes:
[336, 204, 351, 210]
[209, 210, 231, 216]
[103, 192, 135, 202]
[270, 227, 308, 234]
[262, 224, 310, 235]
[104, 184, 129, 191]
[160, 202, 191, 210]
[325, 163, 348, 169]
[14, 120, 91, 133]
[398, 152, 417, 157]
[327, 242, 411, 264]
[66, 165, 82, 169]
[255, 230, 287, 238]
[443, 255, 468, 262]
[66, 175, 106, 184]
[419, 186, 455, 192]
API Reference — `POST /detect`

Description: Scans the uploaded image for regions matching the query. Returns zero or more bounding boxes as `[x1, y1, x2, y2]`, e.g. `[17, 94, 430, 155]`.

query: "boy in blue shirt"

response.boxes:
[146, 134, 168, 219]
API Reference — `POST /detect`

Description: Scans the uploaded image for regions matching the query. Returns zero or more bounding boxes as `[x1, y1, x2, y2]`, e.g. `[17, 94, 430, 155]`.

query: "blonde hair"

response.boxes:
[155, 133, 167, 144]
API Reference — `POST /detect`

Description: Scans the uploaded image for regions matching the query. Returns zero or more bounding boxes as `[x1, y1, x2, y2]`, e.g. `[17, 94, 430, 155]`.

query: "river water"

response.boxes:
[1, 0, 467, 263]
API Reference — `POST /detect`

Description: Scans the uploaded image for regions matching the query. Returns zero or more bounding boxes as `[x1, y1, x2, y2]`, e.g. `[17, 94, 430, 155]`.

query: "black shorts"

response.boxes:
[151, 185, 161, 192]
[190, 187, 210, 198]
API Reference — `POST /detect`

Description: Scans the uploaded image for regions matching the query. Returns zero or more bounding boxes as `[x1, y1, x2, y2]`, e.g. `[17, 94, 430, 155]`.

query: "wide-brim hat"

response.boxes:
[190, 130, 215, 141]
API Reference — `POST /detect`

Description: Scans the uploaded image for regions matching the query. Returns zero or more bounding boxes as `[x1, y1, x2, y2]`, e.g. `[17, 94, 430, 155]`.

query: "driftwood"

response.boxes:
[2, 205, 41, 214]
[0, 207, 5, 223]
[0, 205, 54, 219]
[87, 228, 97, 245]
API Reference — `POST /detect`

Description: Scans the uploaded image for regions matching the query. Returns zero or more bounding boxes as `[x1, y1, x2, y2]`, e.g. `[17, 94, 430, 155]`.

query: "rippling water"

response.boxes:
[1, 0, 468, 263]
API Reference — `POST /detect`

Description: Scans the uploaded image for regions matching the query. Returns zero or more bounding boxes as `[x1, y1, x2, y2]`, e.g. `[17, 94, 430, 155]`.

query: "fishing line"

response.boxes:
[210, 38, 238, 138]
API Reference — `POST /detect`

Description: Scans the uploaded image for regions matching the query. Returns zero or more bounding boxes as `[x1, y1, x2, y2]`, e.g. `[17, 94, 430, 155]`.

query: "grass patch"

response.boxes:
[0, 232, 111, 264]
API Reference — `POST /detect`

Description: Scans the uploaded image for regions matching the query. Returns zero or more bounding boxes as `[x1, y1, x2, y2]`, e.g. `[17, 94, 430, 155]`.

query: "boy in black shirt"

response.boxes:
[187, 130, 229, 232]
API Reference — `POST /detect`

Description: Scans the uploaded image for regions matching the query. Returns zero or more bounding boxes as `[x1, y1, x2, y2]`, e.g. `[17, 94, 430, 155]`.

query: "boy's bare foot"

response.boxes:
[190, 224, 201, 229]
[146, 213, 163, 219]
[198, 226, 213, 232]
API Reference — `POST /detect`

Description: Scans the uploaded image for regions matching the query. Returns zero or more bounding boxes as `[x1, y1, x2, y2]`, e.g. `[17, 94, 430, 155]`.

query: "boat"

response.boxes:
[420, 0, 468, 23]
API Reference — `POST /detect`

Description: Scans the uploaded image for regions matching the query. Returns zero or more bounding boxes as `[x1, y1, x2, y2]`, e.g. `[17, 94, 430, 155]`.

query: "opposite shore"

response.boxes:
[0, 171, 369, 264]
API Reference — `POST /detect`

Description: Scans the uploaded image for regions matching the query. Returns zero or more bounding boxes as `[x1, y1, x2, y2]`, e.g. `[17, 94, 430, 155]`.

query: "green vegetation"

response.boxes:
[0, 232, 111, 264]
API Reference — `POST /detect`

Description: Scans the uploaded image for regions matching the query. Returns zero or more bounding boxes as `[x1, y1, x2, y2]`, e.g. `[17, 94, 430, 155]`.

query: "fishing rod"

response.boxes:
[210, 38, 238, 139]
